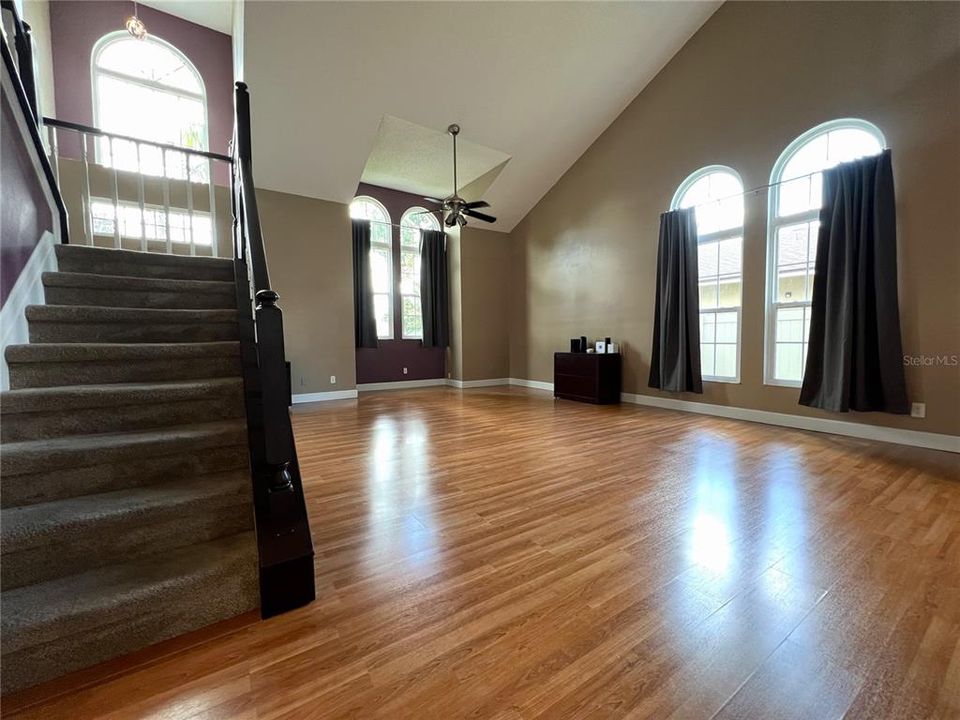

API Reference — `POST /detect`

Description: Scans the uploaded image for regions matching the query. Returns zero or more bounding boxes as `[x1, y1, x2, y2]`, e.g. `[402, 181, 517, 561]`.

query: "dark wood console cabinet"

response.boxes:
[554, 352, 622, 404]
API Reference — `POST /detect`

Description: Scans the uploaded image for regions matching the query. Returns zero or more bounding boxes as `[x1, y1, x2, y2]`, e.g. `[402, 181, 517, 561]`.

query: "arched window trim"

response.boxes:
[672, 165, 745, 383]
[398, 207, 439, 340]
[400, 206, 441, 234]
[91, 31, 209, 152]
[351, 196, 393, 339]
[763, 118, 885, 387]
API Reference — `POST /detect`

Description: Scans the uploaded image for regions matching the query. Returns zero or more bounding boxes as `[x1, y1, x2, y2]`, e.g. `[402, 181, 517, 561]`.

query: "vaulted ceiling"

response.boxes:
[243, 1, 720, 232]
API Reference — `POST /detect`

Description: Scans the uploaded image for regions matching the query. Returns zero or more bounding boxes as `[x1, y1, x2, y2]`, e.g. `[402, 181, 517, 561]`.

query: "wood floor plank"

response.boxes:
[5, 387, 958, 719]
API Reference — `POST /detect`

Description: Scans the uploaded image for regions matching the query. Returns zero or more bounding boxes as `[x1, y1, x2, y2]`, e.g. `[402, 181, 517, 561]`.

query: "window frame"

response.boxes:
[350, 196, 394, 340]
[763, 119, 886, 387]
[671, 165, 744, 384]
[91, 31, 210, 174]
[398, 207, 440, 340]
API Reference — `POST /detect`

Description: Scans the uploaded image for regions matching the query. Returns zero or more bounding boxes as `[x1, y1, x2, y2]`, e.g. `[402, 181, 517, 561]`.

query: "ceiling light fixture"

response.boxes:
[125, 1, 147, 40]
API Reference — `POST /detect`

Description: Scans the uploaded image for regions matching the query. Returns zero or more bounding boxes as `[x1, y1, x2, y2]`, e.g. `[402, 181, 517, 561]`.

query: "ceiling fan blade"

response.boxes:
[423, 197, 445, 205]
[463, 209, 496, 223]
[412, 208, 440, 216]
[464, 200, 489, 209]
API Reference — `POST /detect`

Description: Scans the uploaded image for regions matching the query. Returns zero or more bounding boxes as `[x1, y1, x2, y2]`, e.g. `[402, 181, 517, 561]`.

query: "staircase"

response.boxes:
[0, 245, 260, 694]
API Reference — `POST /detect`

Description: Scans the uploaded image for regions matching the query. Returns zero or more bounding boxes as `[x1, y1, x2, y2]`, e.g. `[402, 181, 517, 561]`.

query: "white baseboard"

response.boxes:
[448, 378, 511, 389]
[508, 377, 555, 392]
[619, 391, 959, 454]
[358, 378, 447, 392]
[1, 232, 58, 391]
[292, 389, 359, 403]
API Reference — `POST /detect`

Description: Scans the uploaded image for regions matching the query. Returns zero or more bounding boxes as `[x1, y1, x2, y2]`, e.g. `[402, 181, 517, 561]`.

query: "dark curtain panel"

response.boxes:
[648, 208, 702, 393]
[420, 229, 449, 348]
[352, 219, 378, 349]
[800, 149, 909, 413]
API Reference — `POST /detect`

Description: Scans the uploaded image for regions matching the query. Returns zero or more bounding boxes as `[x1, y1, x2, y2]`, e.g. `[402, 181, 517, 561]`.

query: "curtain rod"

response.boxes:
[680, 154, 883, 211]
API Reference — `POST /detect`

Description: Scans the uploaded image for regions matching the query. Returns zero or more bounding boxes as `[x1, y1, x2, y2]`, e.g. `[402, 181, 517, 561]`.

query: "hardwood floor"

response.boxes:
[5, 387, 959, 719]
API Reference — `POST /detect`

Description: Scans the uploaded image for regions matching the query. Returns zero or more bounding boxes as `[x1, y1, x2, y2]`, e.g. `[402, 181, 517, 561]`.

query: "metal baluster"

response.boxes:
[110, 137, 120, 248]
[207, 157, 218, 257]
[162, 149, 172, 254]
[48, 125, 60, 186]
[187, 153, 195, 256]
[79, 132, 93, 245]
[136, 141, 146, 252]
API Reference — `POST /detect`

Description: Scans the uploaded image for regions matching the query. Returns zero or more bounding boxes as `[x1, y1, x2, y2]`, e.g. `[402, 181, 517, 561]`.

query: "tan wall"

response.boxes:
[257, 188, 357, 394]
[446, 227, 463, 381]
[508, 1, 960, 435]
[461, 226, 510, 381]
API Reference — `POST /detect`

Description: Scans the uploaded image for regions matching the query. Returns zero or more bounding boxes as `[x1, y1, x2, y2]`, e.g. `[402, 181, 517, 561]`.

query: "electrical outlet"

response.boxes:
[911, 402, 926, 418]
[403, 367, 408, 375]
[330, 375, 336, 385]
[448, 372, 451, 378]
[299, 376, 304, 386]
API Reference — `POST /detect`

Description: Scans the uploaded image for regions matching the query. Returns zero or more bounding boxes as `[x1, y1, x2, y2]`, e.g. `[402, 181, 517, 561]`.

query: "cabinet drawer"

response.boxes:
[555, 373, 597, 399]
[555, 354, 596, 377]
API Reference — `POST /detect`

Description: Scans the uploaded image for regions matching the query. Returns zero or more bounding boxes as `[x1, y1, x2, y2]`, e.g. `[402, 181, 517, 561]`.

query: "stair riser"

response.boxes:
[2, 503, 253, 591]
[0, 552, 258, 694]
[44, 285, 237, 310]
[2, 445, 249, 508]
[28, 321, 239, 344]
[8, 356, 241, 389]
[2, 396, 245, 442]
[56, 257, 235, 283]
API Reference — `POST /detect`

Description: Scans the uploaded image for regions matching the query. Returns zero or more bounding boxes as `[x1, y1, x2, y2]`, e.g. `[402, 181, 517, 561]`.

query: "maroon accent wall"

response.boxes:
[48, 1, 232, 183]
[1, 93, 53, 306]
[354, 182, 446, 384]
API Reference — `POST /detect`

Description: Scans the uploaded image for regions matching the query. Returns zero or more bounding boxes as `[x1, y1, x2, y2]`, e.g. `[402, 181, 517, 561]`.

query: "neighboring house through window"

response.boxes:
[765, 119, 885, 385]
[350, 196, 393, 339]
[399, 207, 440, 339]
[671, 166, 744, 382]
[92, 32, 208, 180]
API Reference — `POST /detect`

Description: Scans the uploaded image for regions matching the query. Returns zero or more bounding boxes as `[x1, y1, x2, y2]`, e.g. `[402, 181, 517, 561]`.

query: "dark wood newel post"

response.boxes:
[255, 288, 294, 495]
[232, 79, 315, 616]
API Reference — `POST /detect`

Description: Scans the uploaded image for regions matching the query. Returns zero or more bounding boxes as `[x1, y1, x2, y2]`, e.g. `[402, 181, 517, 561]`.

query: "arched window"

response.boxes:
[671, 166, 744, 382]
[399, 208, 441, 339]
[350, 196, 393, 339]
[92, 32, 207, 179]
[765, 119, 885, 385]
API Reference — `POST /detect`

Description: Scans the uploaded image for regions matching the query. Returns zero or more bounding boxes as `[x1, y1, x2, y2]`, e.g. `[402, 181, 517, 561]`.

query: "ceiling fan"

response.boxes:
[422, 124, 497, 228]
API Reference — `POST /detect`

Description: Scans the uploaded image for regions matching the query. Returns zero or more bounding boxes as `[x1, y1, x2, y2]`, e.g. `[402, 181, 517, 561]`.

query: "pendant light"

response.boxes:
[125, 1, 147, 40]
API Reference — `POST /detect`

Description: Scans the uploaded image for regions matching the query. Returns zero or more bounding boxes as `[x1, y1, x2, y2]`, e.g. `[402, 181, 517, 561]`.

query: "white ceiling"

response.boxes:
[244, 1, 721, 232]
[361, 115, 511, 202]
[139, 0, 234, 35]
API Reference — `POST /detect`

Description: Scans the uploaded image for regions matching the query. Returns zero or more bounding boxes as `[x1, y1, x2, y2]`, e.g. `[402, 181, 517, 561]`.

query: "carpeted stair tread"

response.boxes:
[2, 472, 251, 554]
[26, 304, 239, 324]
[1, 420, 247, 476]
[42, 271, 237, 310]
[1, 532, 257, 655]
[26, 305, 240, 344]
[55, 245, 234, 282]
[0, 378, 243, 414]
[5, 340, 240, 364]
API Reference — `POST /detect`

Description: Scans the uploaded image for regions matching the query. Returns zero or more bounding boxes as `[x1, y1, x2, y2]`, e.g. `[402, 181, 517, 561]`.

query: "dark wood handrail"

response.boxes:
[43, 116, 234, 163]
[1, 0, 37, 122]
[1, 11, 69, 244]
[230, 80, 315, 616]
[233, 81, 290, 471]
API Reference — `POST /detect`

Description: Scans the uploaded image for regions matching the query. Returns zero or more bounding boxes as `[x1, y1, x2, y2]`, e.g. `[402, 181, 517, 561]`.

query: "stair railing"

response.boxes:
[231, 81, 315, 617]
[1, 0, 68, 244]
[41, 117, 231, 257]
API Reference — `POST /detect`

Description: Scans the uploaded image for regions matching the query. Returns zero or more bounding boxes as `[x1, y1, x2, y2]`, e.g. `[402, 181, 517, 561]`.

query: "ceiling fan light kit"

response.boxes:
[422, 123, 497, 228]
